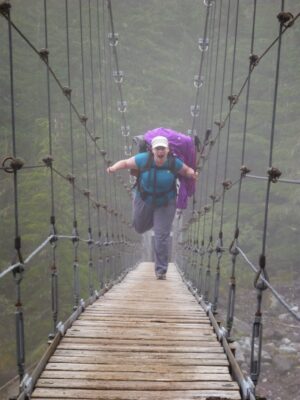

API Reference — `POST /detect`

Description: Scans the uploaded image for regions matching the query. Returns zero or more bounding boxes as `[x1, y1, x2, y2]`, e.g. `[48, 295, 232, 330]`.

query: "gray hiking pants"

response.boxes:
[132, 195, 176, 275]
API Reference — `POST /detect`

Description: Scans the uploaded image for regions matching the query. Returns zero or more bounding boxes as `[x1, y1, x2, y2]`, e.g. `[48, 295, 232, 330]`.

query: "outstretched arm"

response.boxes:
[107, 156, 137, 173]
[178, 164, 198, 179]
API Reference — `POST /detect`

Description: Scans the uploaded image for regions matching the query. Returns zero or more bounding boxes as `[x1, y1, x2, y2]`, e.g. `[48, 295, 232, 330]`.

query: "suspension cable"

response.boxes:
[237, 246, 300, 321]
[245, 174, 300, 184]
[250, 1, 285, 387]
[191, 1, 212, 135]
[222, 0, 240, 337]
[88, 0, 102, 280]
[106, 0, 131, 154]
[3, 1, 24, 382]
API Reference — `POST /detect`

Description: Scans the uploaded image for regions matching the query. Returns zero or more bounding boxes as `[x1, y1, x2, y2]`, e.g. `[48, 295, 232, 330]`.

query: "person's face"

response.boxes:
[153, 146, 169, 161]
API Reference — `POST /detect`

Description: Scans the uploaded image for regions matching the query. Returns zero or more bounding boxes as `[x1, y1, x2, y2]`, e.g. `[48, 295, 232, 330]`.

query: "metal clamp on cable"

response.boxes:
[49, 216, 58, 248]
[13, 235, 24, 266]
[228, 94, 238, 105]
[218, 326, 227, 341]
[267, 166, 281, 183]
[56, 321, 65, 336]
[240, 165, 251, 176]
[0, 1, 11, 16]
[277, 11, 294, 27]
[222, 179, 233, 190]
[215, 236, 224, 259]
[42, 155, 54, 167]
[240, 376, 256, 400]
[39, 48, 49, 62]
[229, 238, 239, 257]
[249, 54, 259, 67]
[254, 254, 269, 290]
[205, 302, 212, 314]
[72, 226, 80, 248]
[20, 373, 33, 396]
[2, 155, 24, 173]
[88, 228, 94, 247]
[12, 263, 24, 281]
[80, 298, 86, 310]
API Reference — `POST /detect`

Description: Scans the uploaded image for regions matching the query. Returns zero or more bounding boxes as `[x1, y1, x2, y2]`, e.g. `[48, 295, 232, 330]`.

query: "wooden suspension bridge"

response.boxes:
[1, 1, 299, 399]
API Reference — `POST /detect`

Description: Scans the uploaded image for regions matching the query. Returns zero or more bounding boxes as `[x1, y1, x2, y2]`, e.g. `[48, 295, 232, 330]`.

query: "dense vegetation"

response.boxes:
[0, 0, 299, 393]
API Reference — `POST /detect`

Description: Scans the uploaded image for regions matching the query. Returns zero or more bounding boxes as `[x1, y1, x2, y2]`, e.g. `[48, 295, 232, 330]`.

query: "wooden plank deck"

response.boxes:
[31, 262, 241, 399]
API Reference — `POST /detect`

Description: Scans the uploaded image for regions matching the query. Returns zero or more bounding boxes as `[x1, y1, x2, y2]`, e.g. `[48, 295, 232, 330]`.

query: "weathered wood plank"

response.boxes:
[66, 327, 214, 338]
[31, 388, 241, 399]
[45, 362, 229, 374]
[36, 378, 239, 390]
[41, 370, 233, 381]
[57, 343, 224, 353]
[53, 349, 227, 359]
[68, 325, 213, 333]
[73, 320, 211, 328]
[49, 355, 230, 366]
[61, 337, 220, 345]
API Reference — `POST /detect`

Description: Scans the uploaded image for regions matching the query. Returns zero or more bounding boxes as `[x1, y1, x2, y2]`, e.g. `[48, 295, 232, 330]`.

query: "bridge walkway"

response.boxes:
[31, 262, 241, 399]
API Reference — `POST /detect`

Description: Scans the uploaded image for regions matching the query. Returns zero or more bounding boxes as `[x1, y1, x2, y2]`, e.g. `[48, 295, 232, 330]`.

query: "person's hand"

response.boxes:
[107, 166, 114, 173]
[189, 169, 198, 179]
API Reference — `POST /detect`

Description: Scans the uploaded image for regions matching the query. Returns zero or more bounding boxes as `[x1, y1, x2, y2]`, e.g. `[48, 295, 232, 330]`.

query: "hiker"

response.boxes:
[107, 135, 197, 280]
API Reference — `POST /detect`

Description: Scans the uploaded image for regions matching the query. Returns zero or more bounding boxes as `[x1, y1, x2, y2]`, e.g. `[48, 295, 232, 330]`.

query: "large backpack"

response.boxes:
[132, 127, 197, 209]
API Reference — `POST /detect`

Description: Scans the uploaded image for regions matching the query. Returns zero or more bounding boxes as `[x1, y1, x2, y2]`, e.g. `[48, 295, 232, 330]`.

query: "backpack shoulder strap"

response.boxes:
[168, 154, 178, 175]
[140, 152, 153, 172]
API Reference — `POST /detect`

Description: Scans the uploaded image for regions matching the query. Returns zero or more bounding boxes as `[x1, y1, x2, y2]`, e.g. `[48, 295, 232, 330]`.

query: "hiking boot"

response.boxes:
[156, 273, 166, 280]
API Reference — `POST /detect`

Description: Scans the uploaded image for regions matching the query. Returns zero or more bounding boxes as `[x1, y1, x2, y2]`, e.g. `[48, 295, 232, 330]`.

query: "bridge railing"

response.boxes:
[0, 0, 141, 394]
[0, 232, 141, 396]
[175, 0, 300, 399]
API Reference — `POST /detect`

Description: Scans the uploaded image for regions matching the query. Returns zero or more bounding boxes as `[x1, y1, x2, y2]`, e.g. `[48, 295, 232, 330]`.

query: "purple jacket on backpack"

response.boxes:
[144, 127, 196, 209]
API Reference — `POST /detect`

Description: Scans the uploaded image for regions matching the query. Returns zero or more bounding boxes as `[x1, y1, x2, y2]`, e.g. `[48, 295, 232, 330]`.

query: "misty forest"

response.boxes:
[0, 0, 299, 399]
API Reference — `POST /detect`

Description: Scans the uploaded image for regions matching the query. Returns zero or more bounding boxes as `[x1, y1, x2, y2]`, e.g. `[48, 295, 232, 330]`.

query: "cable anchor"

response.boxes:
[108, 32, 119, 46]
[203, 0, 214, 7]
[80, 114, 88, 124]
[190, 105, 200, 117]
[249, 54, 259, 67]
[42, 155, 54, 167]
[194, 75, 204, 88]
[228, 94, 238, 105]
[66, 173, 75, 183]
[267, 166, 281, 183]
[0, 1, 11, 16]
[113, 70, 124, 83]
[124, 145, 132, 156]
[39, 48, 49, 62]
[117, 100, 127, 113]
[121, 125, 130, 137]
[62, 86, 72, 97]
[203, 205, 211, 214]
[2, 156, 24, 173]
[277, 11, 294, 27]
[222, 180, 232, 190]
[214, 120, 225, 129]
[254, 254, 269, 290]
[198, 37, 209, 52]
[240, 165, 251, 176]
